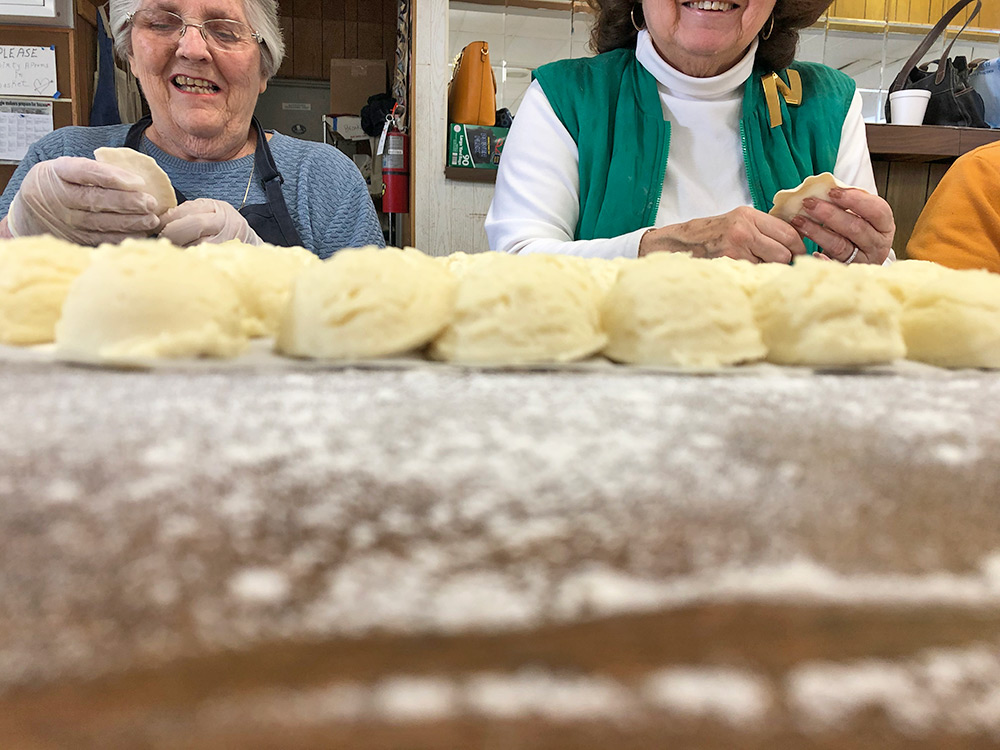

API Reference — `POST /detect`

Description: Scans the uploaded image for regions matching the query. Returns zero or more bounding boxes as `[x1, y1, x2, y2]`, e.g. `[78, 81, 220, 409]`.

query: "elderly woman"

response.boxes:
[486, 0, 894, 265]
[0, 0, 383, 257]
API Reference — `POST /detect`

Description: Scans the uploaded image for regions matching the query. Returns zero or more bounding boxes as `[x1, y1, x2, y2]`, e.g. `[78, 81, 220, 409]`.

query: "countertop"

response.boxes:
[2, 361, 1000, 748]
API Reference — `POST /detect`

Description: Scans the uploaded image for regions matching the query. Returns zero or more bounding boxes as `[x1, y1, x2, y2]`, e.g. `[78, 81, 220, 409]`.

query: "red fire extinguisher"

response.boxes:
[382, 125, 409, 215]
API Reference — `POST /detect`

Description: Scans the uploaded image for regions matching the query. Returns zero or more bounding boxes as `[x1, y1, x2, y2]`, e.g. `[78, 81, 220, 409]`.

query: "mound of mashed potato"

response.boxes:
[0, 236, 91, 345]
[895, 267, 1000, 369]
[55, 239, 247, 364]
[428, 252, 606, 365]
[277, 246, 457, 359]
[189, 241, 320, 338]
[602, 253, 766, 368]
[752, 256, 904, 367]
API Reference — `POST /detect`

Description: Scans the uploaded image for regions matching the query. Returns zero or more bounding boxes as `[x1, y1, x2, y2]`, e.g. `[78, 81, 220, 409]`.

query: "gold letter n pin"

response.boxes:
[762, 70, 803, 128]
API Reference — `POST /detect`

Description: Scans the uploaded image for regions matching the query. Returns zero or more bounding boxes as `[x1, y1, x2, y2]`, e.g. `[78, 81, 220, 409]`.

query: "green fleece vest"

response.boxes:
[533, 50, 855, 243]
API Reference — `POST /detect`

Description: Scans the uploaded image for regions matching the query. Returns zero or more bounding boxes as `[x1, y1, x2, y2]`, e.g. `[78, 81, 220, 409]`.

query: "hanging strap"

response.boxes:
[889, 0, 982, 94]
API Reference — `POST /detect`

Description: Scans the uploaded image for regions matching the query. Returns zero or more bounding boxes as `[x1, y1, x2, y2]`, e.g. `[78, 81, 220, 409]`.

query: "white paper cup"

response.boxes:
[889, 89, 932, 126]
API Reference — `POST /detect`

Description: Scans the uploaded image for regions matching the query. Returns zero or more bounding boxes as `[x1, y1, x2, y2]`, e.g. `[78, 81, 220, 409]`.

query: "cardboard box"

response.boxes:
[328, 115, 367, 141]
[329, 58, 387, 115]
[448, 123, 508, 169]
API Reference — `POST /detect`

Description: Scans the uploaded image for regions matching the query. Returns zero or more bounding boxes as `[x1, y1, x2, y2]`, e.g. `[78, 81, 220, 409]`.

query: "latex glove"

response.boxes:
[158, 198, 263, 247]
[6, 156, 160, 245]
[638, 206, 808, 264]
[789, 187, 895, 265]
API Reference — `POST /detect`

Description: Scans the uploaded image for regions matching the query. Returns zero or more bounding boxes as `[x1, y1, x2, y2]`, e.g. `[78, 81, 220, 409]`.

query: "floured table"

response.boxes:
[2, 359, 1000, 749]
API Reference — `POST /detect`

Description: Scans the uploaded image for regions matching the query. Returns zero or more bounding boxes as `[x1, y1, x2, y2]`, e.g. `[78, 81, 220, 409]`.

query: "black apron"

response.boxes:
[124, 115, 303, 247]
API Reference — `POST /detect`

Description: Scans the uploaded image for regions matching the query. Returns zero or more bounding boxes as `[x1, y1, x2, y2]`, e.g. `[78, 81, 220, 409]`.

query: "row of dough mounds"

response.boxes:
[0, 236, 999, 369]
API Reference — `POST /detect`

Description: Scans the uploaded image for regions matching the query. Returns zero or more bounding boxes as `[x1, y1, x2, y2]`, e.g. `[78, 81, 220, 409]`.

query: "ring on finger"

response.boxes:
[844, 246, 859, 265]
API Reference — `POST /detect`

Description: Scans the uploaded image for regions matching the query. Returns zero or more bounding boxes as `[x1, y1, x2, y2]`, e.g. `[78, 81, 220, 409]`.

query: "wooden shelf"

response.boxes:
[445, 166, 498, 183]
[865, 123, 1000, 162]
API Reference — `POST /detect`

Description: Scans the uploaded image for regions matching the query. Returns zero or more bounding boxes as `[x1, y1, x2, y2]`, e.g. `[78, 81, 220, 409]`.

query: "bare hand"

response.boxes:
[790, 188, 895, 265]
[638, 206, 807, 264]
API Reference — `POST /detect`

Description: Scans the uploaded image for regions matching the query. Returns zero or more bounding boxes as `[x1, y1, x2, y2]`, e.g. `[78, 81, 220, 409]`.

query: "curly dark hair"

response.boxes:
[587, 0, 833, 72]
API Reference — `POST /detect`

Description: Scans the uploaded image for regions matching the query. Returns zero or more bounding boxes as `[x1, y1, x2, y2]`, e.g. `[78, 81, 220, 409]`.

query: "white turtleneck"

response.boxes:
[485, 30, 878, 259]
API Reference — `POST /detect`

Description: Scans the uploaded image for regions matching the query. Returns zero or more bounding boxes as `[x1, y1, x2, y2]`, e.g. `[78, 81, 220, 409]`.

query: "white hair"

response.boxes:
[109, 0, 285, 79]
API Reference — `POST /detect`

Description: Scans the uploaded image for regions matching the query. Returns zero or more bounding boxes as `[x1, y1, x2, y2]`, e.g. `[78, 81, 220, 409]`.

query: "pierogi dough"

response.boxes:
[769, 172, 855, 222]
[602, 253, 766, 368]
[429, 252, 607, 365]
[753, 256, 905, 366]
[93, 147, 177, 216]
[895, 267, 1000, 369]
[0, 236, 91, 345]
[189, 241, 321, 338]
[55, 239, 246, 363]
[277, 246, 457, 359]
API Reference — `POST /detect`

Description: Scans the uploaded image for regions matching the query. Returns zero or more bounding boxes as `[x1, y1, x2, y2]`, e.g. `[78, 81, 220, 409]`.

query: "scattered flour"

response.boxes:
[371, 676, 458, 723]
[194, 648, 1000, 737]
[932, 441, 981, 466]
[463, 670, 634, 722]
[42, 478, 82, 504]
[983, 554, 1000, 588]
[228, 568, 291, 606]
[788, 643, 1000, 735]
[549, 557, 1000, 623]
[642, 667, 771, 726]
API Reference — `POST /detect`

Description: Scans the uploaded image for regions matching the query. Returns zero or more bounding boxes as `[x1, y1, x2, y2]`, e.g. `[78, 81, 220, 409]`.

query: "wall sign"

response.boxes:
[0, 46, 58, 98]
[0, 98, 52, 162]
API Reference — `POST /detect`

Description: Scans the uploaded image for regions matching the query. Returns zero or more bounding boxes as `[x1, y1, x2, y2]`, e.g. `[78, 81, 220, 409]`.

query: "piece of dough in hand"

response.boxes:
[769, 172, 855, 222]
[753, 256, 904, 366]
[0, 236, 91, 345]
[94, 147, 177, 215]
[429, 252, 607, 365]
[277, 246, 457, 359]
[602, 253, 766, 368]
[55, 238, 246, 364]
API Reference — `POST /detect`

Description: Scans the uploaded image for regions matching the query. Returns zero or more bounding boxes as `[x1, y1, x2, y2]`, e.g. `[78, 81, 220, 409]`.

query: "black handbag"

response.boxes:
[886, 0, 989, 128]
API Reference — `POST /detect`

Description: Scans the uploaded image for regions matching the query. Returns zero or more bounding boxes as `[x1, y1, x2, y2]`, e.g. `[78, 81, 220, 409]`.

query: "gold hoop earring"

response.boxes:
[631, 4, 644, 32]
[760, 14, 775, 40]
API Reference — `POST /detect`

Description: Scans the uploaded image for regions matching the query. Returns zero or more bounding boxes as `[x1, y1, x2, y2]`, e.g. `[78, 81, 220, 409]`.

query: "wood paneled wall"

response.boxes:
[0, 0, 98, 195]
[277, 0, 399, 80]
[827, 0, 1000, 29]
[871, 161, 949, 259]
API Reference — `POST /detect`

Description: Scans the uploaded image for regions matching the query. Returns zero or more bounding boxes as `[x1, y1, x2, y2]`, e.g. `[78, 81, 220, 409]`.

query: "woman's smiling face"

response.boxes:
[127, 0, 268, 160]
[642, 0, 778, 77]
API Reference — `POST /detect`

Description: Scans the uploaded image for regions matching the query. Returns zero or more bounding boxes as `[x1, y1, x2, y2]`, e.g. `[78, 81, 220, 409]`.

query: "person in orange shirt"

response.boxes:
[906, 141, 1000, 274]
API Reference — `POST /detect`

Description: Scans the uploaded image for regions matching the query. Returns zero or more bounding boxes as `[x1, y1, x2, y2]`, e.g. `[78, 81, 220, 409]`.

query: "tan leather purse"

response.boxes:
[448, 41, 497, 126]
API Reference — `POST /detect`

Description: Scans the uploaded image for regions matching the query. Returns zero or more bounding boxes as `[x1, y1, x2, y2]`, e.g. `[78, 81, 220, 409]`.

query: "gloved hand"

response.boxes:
[158, 198, 263, 247]
[6, 156, 160, 245]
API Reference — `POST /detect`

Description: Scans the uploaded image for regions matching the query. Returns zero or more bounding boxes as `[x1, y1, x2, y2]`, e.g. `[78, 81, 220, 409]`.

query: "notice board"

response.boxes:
[0, 45, 59, 98]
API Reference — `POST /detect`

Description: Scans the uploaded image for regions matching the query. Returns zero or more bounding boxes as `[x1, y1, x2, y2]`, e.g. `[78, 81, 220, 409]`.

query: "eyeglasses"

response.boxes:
[126, 8, 263, 51]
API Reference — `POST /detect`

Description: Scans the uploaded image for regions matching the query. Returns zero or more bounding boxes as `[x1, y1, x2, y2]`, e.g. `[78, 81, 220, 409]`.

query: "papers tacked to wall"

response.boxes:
[0, 45, 58, 98]
[0, 98, 52, 162]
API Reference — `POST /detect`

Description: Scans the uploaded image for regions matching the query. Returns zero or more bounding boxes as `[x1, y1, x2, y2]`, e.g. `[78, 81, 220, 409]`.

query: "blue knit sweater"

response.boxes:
[0, 125, 385, 258]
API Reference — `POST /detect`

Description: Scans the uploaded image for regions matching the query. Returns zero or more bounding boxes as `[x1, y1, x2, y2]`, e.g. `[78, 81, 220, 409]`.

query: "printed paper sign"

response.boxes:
[0, 98, 53, 162]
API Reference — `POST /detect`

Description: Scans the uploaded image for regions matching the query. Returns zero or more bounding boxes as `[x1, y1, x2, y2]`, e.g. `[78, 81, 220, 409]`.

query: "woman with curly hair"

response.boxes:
[486, 0, 895, 265]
